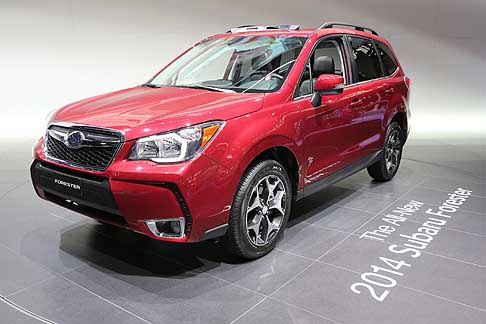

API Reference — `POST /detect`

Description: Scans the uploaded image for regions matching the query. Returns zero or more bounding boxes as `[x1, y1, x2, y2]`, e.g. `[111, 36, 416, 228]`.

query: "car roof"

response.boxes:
[206, 27, 390, 46]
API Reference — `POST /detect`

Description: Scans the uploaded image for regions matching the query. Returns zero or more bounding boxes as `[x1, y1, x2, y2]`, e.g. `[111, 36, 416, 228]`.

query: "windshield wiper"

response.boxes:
[177, 84, 236, 93]
[142, 83, 162, 88]
[142, 83, 235, 93]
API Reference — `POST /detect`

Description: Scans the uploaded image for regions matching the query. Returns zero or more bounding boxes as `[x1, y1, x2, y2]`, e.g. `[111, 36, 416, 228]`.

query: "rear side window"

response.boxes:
[348, 36, 382, 82]
[376, 41, 398, 76]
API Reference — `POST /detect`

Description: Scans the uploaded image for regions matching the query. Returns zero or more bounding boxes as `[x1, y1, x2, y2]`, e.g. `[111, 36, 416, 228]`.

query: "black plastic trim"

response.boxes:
[200, 223, 228, 241]
[44, 191, 128, 227]
[371, 39, 386, 78]
[44, 122, 124, 172]
[38, 161, 105, 182]
[30, 160, 126, 226]
[296, 150, 382, 200]
[374, 40, 400, 77]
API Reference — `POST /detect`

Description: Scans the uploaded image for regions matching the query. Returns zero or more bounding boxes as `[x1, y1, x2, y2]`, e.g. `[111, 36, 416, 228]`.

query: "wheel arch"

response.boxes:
[389, 111, 408, 142]
[232, 136, 302, 202]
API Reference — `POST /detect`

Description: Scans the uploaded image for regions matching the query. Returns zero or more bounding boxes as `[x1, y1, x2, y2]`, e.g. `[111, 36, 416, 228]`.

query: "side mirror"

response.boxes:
[311, 74, 345, 107]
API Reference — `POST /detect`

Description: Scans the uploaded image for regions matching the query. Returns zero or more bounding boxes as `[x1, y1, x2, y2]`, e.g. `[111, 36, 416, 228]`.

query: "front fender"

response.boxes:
[203, 110, 303, 205]
[231, 134, 301, 183]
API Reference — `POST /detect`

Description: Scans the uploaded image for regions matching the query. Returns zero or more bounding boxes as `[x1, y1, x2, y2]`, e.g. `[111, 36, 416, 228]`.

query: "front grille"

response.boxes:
[44, 123, 123, 171]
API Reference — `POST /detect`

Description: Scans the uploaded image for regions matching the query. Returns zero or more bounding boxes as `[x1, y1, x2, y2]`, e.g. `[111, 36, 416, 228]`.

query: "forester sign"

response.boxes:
[350, 188, 473, 302]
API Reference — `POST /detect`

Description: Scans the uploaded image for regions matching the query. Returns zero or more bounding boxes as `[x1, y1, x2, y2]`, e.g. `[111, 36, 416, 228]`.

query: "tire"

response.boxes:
[367, 122, 403, 182]
[223, 159, 292, 259]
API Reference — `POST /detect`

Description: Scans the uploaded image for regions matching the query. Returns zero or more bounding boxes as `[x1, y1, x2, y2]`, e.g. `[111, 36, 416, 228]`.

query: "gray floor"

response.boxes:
[0, 137, 485, 324]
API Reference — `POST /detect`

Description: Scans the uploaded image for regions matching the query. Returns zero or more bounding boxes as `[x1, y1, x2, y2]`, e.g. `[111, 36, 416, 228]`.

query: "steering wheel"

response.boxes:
[266, 73, 284, 81]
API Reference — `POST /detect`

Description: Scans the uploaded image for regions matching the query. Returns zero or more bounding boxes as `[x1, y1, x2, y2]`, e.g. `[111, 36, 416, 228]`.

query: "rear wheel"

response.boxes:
[223, 160, 292, 259]
[367, 122, 403, 181]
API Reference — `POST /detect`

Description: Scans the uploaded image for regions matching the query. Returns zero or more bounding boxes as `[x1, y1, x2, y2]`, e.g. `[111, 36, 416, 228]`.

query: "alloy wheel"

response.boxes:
[245, 175, 287, 247]
[385, 129, 401, 173]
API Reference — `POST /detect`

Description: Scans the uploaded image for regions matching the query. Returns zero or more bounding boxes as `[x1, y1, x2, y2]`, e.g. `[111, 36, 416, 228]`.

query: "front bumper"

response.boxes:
[31, 138, 234, 242]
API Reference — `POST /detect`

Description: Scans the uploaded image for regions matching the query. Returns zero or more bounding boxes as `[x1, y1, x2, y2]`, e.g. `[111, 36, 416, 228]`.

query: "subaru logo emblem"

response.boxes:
[64, 131, 85, 149]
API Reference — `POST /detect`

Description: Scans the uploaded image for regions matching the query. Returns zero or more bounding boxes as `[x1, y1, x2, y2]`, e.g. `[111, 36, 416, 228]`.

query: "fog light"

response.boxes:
[170, 221, 181, 235]
[145, 218, 185, 238]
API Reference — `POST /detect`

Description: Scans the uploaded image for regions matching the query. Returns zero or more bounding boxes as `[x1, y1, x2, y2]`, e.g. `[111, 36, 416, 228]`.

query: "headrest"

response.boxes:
[313, 56, 335, 76]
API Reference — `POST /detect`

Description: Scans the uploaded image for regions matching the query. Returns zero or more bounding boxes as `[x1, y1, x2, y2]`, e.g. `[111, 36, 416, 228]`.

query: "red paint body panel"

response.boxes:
[54, 87, 264, 141]
[31, 27, 409, 243]
[298, 84, 365, 182]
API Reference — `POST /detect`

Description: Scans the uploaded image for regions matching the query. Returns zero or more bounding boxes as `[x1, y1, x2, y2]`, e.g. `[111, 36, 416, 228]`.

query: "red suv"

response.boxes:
[31, 22, 410, 259]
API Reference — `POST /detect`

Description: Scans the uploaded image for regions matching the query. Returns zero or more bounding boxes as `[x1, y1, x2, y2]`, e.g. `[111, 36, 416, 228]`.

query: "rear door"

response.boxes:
[375, 40, 408, 130]
[347, 36, 388, 157]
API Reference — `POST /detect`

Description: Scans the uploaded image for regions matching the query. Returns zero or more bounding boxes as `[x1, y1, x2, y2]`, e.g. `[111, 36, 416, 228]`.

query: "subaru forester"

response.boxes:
[31, 22, 410, 259]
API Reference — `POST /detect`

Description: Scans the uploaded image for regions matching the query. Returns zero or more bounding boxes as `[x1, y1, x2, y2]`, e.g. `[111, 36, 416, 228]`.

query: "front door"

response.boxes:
[298, 85, 363, 186]
[295, 38, 364, 187]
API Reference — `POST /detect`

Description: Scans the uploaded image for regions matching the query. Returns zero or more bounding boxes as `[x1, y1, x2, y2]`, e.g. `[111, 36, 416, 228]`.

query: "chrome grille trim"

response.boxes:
[44, 122, 125, 171]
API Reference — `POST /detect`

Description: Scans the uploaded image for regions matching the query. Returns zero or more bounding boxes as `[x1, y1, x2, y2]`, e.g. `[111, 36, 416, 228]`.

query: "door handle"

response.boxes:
[385, 88, 395, 95]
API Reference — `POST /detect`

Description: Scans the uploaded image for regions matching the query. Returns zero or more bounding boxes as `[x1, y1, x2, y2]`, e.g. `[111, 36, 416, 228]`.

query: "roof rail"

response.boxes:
[227, 24, 300, 33]
[318, 22, 379, 36]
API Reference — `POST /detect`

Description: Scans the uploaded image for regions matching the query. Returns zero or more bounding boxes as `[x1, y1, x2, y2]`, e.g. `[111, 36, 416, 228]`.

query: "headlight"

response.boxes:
[129, 121, 224, 163]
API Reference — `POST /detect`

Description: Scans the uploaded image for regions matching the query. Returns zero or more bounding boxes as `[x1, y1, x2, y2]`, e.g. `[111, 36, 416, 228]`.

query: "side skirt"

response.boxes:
[296, 150, 382, 200]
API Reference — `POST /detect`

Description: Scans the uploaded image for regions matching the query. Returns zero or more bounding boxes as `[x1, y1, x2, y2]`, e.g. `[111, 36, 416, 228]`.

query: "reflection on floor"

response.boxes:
[0, 137, 485, 324]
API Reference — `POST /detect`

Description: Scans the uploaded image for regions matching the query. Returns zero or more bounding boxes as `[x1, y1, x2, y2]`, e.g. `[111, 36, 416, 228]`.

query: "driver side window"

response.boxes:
[295, 39, 346, 98]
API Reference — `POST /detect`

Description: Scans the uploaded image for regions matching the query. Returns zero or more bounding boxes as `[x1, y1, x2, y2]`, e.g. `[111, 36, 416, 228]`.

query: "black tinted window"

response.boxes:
[349, 37, 382, 82]
[376, 42, 398, 75]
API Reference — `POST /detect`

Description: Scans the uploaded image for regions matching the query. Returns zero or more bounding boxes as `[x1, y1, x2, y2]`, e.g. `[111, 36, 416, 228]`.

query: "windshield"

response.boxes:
[148, 36, 307, 93]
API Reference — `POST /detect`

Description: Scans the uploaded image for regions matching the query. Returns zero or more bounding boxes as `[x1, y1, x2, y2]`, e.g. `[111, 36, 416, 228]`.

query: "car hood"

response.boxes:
[53, 86, 264, 141]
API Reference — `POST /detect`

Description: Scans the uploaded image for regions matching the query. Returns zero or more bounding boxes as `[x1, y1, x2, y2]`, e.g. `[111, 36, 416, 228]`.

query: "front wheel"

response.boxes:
[223, 160, 292, 259]
[367, 122, 403, 181]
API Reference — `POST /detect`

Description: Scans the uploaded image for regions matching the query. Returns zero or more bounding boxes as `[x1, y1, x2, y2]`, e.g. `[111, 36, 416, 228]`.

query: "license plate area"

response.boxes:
[39, 173, 83, 198]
